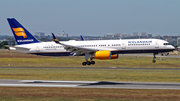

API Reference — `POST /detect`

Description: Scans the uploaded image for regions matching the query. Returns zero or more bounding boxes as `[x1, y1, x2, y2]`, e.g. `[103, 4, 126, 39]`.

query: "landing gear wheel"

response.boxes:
[87, 61, 91, 65]
[91, 61, 95, 65]
[152, 53, 157, 63]
[82, 62, 87, 66]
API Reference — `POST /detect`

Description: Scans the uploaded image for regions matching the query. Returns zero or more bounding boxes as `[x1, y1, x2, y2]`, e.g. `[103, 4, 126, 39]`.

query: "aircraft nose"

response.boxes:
[171, 45, 175, 50]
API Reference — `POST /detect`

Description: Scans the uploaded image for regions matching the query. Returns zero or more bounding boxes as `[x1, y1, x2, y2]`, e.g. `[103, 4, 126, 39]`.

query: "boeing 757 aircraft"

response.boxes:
[7, 18, 175, 66]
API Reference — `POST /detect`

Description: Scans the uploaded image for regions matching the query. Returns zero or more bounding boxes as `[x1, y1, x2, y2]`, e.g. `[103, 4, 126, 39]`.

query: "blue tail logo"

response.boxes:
[7, 18, 40, 45]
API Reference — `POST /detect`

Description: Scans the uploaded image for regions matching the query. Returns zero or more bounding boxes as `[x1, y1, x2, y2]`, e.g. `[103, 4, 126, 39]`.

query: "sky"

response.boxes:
[0, 0, 180, 36]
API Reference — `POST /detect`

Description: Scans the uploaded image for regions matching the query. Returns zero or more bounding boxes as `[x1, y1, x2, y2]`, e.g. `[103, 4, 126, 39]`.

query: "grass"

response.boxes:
[0, 68, 180, 82]
[1, 50, 180, 68]
[1, 50, 180, 101]
[0, 87, 180, 101]
[1, 50, 180, 83]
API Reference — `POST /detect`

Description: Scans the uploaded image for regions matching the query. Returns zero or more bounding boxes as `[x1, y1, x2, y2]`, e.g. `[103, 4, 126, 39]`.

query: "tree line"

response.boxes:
[0, 41, 8, 49]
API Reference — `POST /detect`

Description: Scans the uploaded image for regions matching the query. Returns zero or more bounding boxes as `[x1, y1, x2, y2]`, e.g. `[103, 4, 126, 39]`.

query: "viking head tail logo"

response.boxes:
[12, 28, 27, 38]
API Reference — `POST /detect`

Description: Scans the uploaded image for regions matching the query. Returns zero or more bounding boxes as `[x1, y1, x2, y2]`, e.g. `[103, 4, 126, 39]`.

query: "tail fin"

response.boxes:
[80, 35, 84, 41]
[7, 18, 40, 45]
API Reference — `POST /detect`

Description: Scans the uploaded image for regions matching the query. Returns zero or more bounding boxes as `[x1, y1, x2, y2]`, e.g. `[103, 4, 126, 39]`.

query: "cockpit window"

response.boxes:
[163, 43, 168, 45]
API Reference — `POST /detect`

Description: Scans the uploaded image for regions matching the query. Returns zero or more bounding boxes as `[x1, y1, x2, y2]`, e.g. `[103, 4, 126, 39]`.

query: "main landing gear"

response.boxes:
[82, 53, 95, 66]
[152, 53, 158, 63]
[82, 61, 95, 66]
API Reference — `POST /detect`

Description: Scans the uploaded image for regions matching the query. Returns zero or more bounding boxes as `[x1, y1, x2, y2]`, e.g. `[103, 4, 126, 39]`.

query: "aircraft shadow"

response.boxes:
[80, 81, 180, 86]
[22, 81, 180, 87]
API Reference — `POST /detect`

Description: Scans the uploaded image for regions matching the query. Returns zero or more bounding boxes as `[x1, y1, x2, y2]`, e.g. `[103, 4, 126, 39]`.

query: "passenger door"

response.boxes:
[122, 42, 126, 49]
[36, 46, 40, 52]
[155, 42, 159, 48]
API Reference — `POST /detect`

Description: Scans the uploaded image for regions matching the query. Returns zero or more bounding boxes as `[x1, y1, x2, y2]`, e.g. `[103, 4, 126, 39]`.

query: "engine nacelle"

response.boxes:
[94, 50, 118, 60]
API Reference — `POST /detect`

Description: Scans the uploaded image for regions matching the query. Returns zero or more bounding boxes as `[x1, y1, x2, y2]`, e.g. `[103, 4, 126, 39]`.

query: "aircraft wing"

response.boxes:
[64, 45, 98, 56]
[52, 33, 98, 55]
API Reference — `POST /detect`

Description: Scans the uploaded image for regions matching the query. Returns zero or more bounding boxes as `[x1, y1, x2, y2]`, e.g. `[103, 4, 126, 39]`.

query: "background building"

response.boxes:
[121, 33, 131, 38]
[114, 33, 122, 38]
[141, 32, 147, 37]
[104, 33, 114, 38]
[35, 32, 45, 38]
[57, 31, 69, 37]
[148, 34, 152, 38]
[177, 38, 180, 46]
[132, 32, 139, 36]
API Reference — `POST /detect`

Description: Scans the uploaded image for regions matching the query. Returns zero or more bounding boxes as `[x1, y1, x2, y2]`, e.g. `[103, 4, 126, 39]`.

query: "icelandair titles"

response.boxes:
[128, 40, 152, 44]
[17, 39, 34, 42]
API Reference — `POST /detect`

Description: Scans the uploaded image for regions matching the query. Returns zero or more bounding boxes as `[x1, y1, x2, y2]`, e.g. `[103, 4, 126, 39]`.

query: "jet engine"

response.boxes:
[94, 50, 118, 60]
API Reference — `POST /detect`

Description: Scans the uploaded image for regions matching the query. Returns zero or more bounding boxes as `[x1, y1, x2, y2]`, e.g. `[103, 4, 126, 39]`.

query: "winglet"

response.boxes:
[52, 33, 60, 44]
[80, 35, 84, 41]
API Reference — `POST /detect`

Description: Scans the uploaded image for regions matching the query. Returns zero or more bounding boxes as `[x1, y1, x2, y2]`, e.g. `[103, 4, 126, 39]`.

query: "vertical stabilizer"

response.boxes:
[80, 35, 84, 41]
[7, 18, 40, 45]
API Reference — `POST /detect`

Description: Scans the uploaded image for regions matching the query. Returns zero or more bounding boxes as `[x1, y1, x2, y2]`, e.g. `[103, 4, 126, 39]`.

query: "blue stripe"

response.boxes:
[111, 49, 174, 55]
[30, 52, 72, 56]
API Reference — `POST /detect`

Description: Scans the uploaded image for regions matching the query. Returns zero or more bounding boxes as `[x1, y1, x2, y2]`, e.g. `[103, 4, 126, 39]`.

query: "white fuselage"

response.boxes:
[12, 39, 175, 56]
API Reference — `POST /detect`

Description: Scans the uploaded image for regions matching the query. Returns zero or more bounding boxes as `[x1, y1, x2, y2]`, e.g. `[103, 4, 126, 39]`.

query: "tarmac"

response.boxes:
[0, 79, 180, 89]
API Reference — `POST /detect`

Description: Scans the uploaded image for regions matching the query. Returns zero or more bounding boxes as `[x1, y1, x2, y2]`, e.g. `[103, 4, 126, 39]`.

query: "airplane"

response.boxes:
[7, 18, 175, 66]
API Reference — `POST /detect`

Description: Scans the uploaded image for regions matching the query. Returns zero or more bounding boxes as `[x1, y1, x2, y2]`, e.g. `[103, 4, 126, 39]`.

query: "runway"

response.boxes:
[0, 79, 180, 89]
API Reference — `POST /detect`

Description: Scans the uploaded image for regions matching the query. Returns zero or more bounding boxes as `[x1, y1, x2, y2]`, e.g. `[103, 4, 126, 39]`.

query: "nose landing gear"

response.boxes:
[152, 53, 158, 63]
